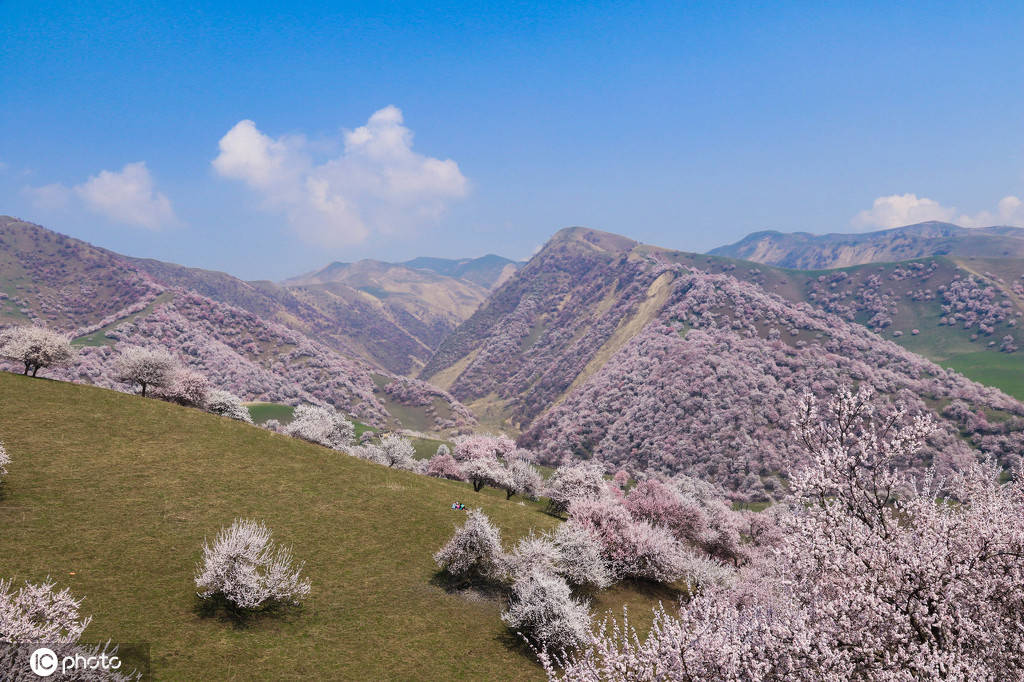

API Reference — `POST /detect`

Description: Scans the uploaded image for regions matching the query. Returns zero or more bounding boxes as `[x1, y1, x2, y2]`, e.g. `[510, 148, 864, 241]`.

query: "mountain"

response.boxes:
[401, 254, 522, 289]
[288, 253, 522, 291]
[0, 216, 474, 433]
[710, 222, 1024, 270]
[423, 226, 1024, 500]
[128, 256, 479, 375]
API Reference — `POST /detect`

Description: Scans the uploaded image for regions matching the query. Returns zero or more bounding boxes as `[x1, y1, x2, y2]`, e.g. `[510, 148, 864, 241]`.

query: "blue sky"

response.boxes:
[1, 1, 1022, 279]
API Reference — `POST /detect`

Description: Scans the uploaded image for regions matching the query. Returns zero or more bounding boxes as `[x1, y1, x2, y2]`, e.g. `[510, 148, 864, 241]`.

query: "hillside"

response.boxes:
[0, 373, 672, 679]
[651, 247, 1024, 400]
[0, 215, 506, 375]
[0, 217, 473, 433]
[709, 221, 1024, 269]
[0, 215, 163, 330]
[424, 227, 1024, 500]
[127, 256, 491, 376]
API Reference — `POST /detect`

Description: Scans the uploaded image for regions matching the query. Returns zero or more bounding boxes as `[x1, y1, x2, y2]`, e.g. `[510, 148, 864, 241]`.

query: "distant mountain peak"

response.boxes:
[710, 222, 1024, 269]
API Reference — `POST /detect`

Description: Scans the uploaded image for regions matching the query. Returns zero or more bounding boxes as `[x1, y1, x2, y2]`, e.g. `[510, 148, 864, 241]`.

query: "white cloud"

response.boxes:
[212, 106, 469, 246]
[74, 162, 176, 229]
[957, 195, 1024, 228]
[852, 193, 957, 230]
[25, 162, 176, 230]
[852, 193, 1024, 231]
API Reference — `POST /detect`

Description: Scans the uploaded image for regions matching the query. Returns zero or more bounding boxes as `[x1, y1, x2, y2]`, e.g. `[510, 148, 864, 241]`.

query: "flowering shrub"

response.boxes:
[195, 518, 311, 610]
[205, 390, 253, 423]
[502, 570, 592, 650]
[544, 463, 606, 516]
[433, 509, 506, 583]
[283, 404, 354, 450]
[549, 522, 611, 590]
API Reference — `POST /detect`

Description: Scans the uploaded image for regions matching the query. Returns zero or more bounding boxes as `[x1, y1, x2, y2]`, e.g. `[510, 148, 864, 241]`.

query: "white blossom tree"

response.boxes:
[205, 389, 253, 423]
[503, 457, 544, 500]
[502, 570, 592, 651]
[154, 368, 209, 407]
[377, 434, 417, 469]
[433, 509, 506, 583]
[461, 456, 511, 493]
[0, 326, 74, 377]
[283, 404, 354, 450]
[195, 518, 311, 611]
[549, 522, 610, 590]
[115, 346, 177, 397]
[545, 463, 606, 516]
[0, 577, 142, 680]
[0, 577, 91, 642]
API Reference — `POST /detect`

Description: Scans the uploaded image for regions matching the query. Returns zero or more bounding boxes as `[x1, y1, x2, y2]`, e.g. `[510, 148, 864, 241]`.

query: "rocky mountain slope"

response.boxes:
[710, 222, 1024, 269]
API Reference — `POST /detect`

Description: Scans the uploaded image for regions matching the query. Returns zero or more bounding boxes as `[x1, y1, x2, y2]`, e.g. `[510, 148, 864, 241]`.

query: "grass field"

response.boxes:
[944, 351, 1024, 402]
[0, 373, 668, 680]
[245, 402, 297, 425]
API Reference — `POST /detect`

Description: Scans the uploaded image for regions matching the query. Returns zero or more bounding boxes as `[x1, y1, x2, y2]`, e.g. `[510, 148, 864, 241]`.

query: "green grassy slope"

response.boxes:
[0, 374, 662, 680]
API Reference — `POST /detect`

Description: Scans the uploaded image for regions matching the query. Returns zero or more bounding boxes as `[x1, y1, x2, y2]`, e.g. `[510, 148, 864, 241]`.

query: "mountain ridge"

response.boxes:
[710, 221, 1024, 269]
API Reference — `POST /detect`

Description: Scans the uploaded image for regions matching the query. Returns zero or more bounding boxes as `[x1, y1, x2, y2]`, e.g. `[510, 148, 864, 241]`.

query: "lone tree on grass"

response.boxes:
[195, 518, 311, 612]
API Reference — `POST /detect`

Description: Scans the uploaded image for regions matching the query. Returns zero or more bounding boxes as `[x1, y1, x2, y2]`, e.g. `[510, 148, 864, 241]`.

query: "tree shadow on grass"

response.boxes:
[613, 578, 689, 604]
[429, 570, 507, 602]
[192, 594, 304, 629]
[494, 628, 546, 667]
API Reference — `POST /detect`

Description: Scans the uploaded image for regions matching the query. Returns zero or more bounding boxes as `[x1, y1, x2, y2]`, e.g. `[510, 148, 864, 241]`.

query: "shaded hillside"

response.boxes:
[128, 256, 484, 375]
[425, 227, 1024, 499]
[0, 217, 473, 433]
[710, 222, 1024, 269]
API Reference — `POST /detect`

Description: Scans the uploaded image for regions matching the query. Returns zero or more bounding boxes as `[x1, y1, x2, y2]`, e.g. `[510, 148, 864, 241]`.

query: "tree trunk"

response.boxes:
[23, 363, 30, 375]
[473, 480, 484, 492]
[506, 489, 514, 500]
[31, 365, 39, 377]
[140, 382, 147, 397]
